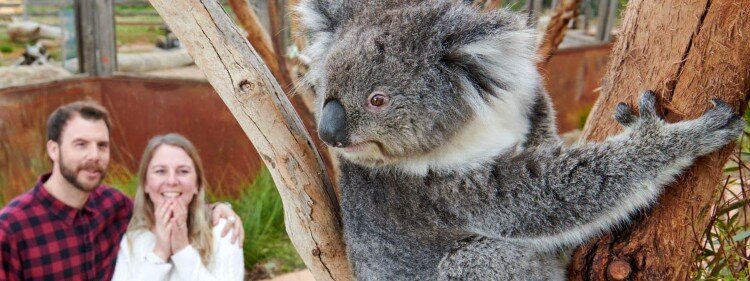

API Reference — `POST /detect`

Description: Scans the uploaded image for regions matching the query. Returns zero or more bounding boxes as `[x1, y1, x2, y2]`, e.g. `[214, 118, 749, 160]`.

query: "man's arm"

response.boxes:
[0, 222, 22, 281]
[209, 203, 245, 246]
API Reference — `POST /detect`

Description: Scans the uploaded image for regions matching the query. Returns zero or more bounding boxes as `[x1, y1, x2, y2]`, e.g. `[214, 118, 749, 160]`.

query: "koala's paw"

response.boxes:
[614, 91, 744, 157]
[679, 99, 744, 156]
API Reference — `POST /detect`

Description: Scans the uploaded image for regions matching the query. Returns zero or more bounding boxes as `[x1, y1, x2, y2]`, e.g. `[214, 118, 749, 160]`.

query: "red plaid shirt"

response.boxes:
[0, 173, 133, 281]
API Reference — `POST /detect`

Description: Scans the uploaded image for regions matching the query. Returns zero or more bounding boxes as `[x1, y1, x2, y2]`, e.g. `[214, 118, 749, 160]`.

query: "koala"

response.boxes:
[297, 0, 744, 280]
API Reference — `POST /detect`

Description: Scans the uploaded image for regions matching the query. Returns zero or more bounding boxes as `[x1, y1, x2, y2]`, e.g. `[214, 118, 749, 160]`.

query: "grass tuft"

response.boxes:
[692, 128, 750, 280]
[211, 167, 305, 276]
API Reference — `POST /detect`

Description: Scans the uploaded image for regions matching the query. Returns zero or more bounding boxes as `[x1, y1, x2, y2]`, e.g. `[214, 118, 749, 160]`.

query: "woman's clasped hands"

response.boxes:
[153, 198, 191, 261]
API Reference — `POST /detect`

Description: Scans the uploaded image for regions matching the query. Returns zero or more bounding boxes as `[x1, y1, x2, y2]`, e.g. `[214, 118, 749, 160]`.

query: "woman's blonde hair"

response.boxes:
[127, 133, 214, 265]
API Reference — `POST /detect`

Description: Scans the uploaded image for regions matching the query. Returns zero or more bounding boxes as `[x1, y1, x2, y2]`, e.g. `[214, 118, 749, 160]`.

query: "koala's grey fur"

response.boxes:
[297, 0, 745, 280]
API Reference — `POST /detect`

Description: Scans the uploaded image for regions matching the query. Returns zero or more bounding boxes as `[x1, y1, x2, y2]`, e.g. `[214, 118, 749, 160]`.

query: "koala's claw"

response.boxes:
[637, 91, 658, 121]
[614, 91, 659, 128]
[614, 102, 635, 126]
[701, 99, 737, 131]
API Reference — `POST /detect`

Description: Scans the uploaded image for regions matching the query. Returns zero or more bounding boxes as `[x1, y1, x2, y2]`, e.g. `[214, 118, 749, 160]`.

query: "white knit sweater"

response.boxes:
[112, 219, 244, 281]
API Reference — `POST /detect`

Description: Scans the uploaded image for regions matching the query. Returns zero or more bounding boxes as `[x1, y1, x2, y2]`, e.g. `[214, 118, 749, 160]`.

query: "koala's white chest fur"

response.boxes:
[397, 87, 535, 176]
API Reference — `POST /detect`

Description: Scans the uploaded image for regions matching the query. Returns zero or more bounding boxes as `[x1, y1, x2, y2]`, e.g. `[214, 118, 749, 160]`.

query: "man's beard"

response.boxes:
[59, 152, 107, 192]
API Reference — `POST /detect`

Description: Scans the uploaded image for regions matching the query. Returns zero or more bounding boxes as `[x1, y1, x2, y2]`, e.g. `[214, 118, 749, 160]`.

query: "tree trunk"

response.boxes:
[147, 0, 353, 280]
[569, 0, 750, 280]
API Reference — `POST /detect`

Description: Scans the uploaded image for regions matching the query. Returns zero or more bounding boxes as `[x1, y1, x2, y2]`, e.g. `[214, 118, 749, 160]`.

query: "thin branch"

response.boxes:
[537, 0, 582, 66]
[227, 0, 289, 90]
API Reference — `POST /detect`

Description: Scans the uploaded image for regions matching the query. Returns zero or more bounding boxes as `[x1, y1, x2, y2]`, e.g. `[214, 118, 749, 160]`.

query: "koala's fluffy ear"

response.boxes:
[442, 12, 539, 100]
[297, 0, 345, 62]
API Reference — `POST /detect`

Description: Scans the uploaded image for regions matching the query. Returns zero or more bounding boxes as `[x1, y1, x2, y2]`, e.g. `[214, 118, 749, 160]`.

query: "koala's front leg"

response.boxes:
[453, 91, 743, 249]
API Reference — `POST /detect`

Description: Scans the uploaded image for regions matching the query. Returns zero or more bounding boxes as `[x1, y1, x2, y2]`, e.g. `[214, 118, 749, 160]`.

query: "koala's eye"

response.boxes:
[367, 91, 390, 109]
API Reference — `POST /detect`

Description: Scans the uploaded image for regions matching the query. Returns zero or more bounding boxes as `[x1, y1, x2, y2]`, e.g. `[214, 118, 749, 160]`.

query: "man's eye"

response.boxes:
[154, 170, 165, 174]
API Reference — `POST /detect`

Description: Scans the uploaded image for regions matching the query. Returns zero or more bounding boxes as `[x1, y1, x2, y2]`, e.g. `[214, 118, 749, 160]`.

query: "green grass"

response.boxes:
[115, 24, 163, 46]
[0, 45, 13, 54]
[107, 165, 140, 198]
[212, 167, 306, 275]
[0, 29, 26, 50]
[692, 129, 750, 279]
[114, 4, 156, 13]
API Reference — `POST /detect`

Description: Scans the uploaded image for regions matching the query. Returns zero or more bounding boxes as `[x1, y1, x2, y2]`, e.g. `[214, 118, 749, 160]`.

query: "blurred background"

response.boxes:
[1, 0, 746, 280]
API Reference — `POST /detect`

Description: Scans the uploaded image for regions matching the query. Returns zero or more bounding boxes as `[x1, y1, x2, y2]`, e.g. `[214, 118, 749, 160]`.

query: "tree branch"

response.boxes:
[537, 0, 582, 67]
[148, 0, 353, 280]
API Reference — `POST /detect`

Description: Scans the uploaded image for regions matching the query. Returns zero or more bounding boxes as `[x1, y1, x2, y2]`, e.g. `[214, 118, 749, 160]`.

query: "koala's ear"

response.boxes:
[442, 12, 539, 100]
[297, 0, 345, 61]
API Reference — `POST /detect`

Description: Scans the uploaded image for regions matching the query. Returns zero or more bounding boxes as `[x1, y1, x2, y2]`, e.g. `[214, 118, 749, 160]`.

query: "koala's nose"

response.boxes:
[318, 99, 350, 148]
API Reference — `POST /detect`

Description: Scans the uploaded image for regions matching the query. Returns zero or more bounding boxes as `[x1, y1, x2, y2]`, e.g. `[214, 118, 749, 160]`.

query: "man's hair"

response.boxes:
[46, 101, 111, 142]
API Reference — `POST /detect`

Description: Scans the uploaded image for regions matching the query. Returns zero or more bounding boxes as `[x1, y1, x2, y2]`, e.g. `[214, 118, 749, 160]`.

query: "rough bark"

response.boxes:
[569, 0, 750, 280]
[147, 0, 353, 280]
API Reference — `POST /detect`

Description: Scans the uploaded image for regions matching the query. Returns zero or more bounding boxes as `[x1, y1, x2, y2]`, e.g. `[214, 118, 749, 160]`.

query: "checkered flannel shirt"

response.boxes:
[0, 173, 133, 280]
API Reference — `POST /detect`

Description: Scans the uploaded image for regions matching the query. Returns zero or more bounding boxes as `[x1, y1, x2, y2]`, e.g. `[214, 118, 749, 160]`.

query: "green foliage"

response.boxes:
[693, 129, 750, 279]
[0, 30, 26, 51]
[107, 167, 139, 198]
[0, 45, 12, 54]
[114, 4, 155, 13]
[115, 24, 163, 46]
[212, 167, 305, 275]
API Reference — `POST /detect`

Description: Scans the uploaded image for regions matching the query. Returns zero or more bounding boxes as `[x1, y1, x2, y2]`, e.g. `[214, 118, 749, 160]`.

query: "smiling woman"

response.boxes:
[112, 133, 244, 281]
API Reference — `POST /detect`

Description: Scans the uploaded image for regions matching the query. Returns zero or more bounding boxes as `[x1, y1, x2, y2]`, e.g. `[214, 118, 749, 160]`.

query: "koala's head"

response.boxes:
[298, 0, 541, 173]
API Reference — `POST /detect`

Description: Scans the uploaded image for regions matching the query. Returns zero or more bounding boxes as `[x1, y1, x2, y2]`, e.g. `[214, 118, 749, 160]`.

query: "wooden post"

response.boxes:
[74, 0, 116, 76]
[569, 0, 750, 279]
[147, 0, 353, 280]
[595, 0, 618, 42]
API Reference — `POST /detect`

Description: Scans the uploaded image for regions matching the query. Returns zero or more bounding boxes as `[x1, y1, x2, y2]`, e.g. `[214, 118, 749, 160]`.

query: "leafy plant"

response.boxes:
[211, 167, 305, 276]
[693, 129, 750, 279]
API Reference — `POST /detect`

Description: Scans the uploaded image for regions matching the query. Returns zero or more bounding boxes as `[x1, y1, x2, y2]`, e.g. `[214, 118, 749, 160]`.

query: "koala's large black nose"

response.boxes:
[319, 99, 350, 147]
